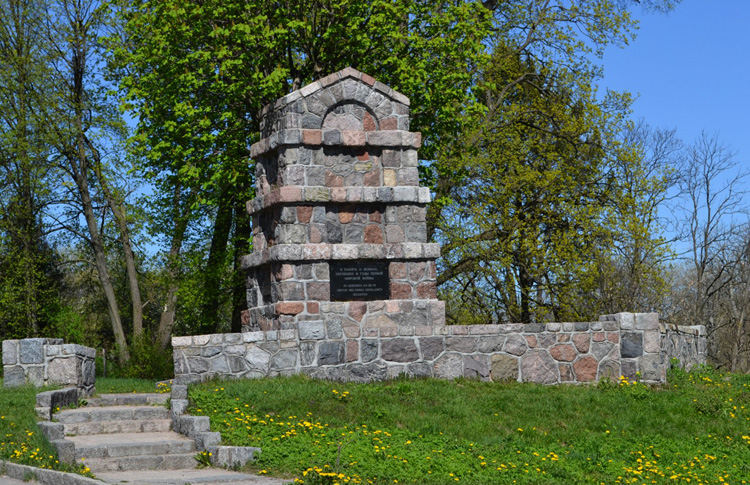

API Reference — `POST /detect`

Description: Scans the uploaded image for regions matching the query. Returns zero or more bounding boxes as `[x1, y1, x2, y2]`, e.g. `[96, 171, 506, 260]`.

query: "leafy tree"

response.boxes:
[434, 0, 677, 323]
[110, 0, 493, 345]
[38, 0, 134, 360]
[0, 0, 61, 337]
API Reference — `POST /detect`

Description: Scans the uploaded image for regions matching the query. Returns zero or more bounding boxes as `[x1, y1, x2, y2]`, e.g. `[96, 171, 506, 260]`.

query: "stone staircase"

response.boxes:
[53, 393, 197, 473]
[46, 392, 286, 484]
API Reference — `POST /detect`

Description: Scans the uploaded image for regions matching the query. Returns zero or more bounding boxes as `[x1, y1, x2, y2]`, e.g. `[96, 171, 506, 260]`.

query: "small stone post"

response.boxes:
[2, 338, 96, 396]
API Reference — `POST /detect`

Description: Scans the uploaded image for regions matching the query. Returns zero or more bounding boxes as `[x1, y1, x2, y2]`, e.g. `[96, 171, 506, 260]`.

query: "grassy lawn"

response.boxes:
[0, 380, 81, 472]
[189, 366, 750, 484]
[95, 377, 169, 394]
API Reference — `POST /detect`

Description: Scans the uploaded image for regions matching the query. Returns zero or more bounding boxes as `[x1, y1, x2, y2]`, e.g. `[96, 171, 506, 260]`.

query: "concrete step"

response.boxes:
[95, 468, 290, 484]
[69, 432, 196, 460]
[85, 393, 169, 407]
[64, 418, 172, 436]
[54, 405, 170, 424]
[79, 453, 198, 472]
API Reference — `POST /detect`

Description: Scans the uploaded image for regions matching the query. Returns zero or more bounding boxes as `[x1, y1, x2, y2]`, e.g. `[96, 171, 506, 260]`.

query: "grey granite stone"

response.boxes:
[381, 338, 419, 362]
[2, 340, 17, 365]
[361, 339, 379, 363]
[319, 341, 345, 365]
[20, 338, 45, 364]
[621, 332, 644, 358]
[5, 365, 28, 387]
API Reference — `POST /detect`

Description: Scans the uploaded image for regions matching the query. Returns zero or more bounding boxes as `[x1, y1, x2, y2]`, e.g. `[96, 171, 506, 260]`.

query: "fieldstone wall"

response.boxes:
[661, 323, 706, 371]
[172, 312, 706, 385]
[2, 338, 96, 396]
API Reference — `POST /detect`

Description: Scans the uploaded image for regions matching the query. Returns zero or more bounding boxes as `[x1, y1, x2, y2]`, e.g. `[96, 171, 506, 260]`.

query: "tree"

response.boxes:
[0, 0, 61, 337]
[111, 0, 493, 345]
[666, 133, 749, 369]
[722, 226, 750, 372]
[42, 0, 147, 362]
[433, 0, 676, 323]
[594, 120, 680, 315]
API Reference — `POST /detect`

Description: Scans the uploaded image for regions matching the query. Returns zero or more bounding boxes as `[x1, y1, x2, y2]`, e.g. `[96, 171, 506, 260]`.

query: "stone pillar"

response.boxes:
[242, 67, 445, 349]
[3, 338, 62, 387]
[2, 338, 96, 396]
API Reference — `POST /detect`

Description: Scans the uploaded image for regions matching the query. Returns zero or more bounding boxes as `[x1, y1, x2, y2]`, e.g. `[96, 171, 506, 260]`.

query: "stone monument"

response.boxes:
[242, 67, 445, 339]
[171, 69, 706, 385]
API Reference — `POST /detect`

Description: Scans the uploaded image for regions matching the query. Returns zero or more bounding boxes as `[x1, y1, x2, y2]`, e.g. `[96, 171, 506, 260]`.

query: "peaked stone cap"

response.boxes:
[252, 67, 414, 158]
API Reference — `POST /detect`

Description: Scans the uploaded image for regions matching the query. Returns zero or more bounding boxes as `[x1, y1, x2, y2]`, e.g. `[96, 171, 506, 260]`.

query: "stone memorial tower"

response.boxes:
[242, 67, 445, 338]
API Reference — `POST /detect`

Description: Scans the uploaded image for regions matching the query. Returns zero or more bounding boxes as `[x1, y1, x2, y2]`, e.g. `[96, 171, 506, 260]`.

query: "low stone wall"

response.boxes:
[172, 312, 706, 385]
[2, 338, 96, 396]
[661, 323, 706, 371]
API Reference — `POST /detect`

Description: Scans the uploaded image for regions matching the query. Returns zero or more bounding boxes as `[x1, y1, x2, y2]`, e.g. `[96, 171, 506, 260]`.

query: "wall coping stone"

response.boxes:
[661, 323, 706, 336]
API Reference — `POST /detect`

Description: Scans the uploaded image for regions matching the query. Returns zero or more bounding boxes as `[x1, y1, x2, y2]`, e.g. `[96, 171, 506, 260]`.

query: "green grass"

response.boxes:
[189, 367, 750, 484]
[0, 380, 84, 473]
[95, 377, 167, 394]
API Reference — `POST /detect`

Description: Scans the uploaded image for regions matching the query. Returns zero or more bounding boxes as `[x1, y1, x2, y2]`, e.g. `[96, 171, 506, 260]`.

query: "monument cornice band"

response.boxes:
[246, 186, 432, 215]
[250, 129, 422, 158]
[241, 242, 441, 269]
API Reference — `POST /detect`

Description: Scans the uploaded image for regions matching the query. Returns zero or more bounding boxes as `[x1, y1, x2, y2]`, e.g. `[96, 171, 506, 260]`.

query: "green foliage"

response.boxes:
[0, 0, 63, 338]
[43, 306, 99, 348]
[433, 2, 677, 324]
[189, 371, 750, 484]
[113, 0, 491, 174]
[0, 234, 62, 338]
[107, 333, 174, 379]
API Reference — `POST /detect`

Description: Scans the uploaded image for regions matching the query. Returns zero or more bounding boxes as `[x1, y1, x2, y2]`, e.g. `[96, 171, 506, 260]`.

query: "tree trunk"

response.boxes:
[199, 190, 233, 334]
[156, 237, 182, 350]
[90, 154, 144, 336]
[73, 162, 130, 362]
[231, 195, 252, 333]
[156, 183, 194, 350]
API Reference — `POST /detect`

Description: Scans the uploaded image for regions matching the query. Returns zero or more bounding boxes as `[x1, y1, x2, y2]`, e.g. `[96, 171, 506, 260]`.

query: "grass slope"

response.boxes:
[189, 366, 750, 484]
[0, 381, 78, 472]
[95, 377, 166, 394]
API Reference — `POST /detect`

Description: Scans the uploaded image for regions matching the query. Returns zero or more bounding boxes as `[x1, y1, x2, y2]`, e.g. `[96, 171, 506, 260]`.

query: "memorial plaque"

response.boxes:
[330, 261, 390, 301]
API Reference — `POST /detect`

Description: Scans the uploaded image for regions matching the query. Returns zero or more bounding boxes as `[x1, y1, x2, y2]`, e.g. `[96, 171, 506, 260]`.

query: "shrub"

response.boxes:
[109, 333, 173, 380]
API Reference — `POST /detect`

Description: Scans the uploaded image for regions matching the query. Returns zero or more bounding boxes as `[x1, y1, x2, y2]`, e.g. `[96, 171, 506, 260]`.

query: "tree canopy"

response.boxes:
[10, 0, 750, 372]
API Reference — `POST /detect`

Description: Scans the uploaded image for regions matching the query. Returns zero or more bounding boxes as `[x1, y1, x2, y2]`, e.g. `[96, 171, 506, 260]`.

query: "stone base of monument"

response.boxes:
[172, 312, 706, 385]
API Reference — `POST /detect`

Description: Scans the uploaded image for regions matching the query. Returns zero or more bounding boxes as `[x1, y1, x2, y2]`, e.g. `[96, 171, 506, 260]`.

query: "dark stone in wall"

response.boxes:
[621, 332, 644, 358]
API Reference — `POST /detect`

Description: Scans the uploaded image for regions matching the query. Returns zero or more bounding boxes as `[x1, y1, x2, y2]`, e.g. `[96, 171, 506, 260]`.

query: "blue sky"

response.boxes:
[601, 0, 750, 166]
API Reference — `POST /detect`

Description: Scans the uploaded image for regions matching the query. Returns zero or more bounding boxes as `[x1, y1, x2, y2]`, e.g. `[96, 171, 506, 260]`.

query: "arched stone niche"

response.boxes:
[321, 102, 380, 132]
[256, 67, 410, 140]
